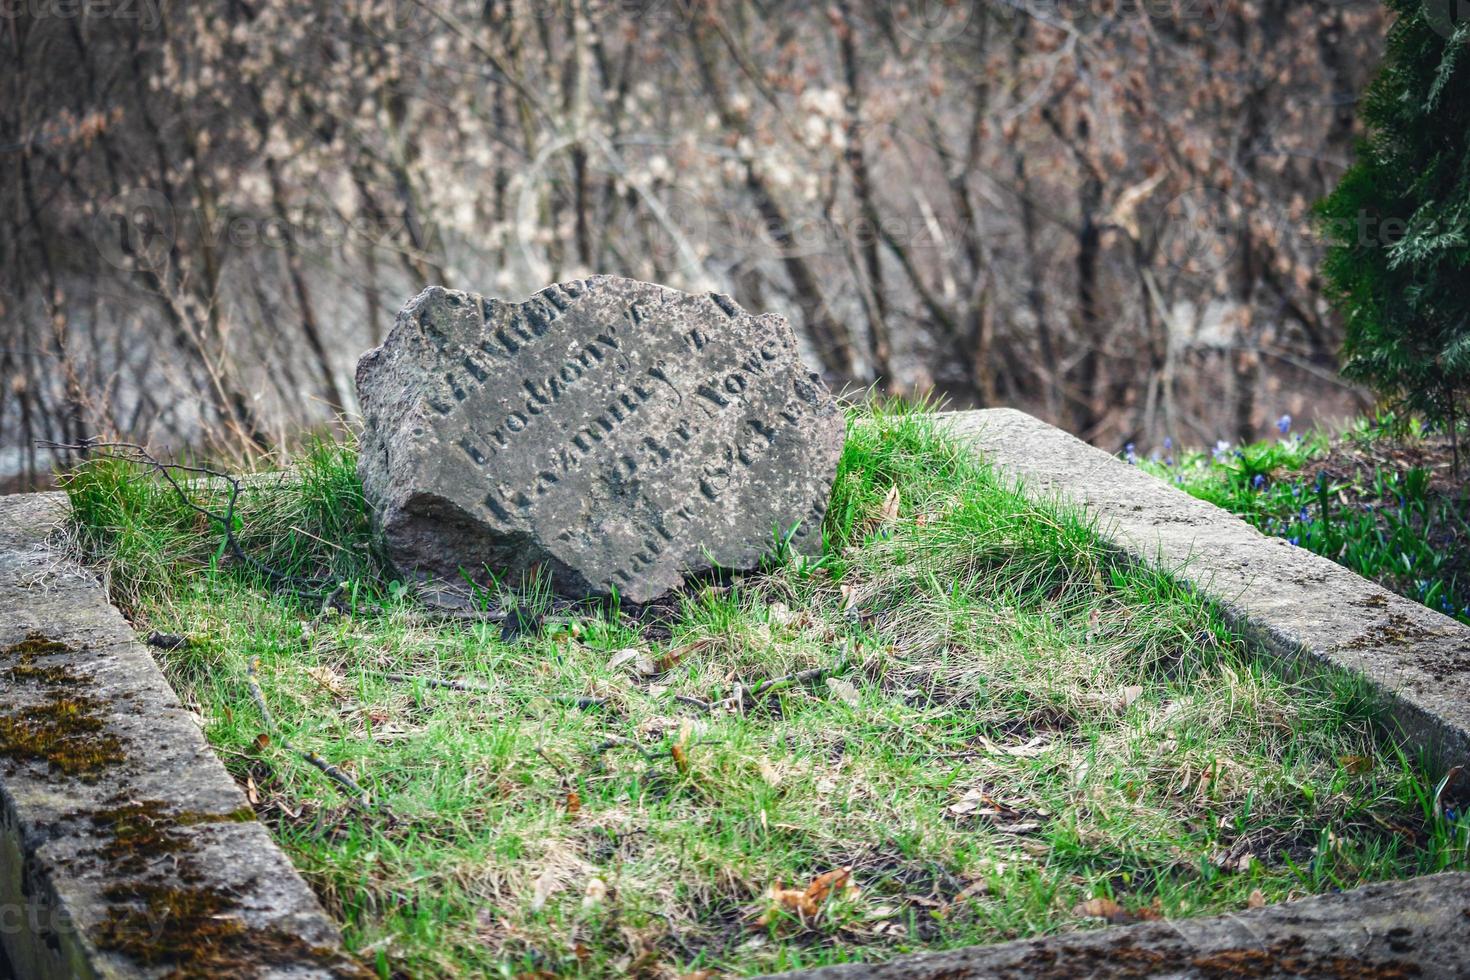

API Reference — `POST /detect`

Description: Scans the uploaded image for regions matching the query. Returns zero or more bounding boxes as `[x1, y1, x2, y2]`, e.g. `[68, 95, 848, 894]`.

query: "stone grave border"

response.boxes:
[1, 407, 1466, 978]
[0, 491, 361, 979]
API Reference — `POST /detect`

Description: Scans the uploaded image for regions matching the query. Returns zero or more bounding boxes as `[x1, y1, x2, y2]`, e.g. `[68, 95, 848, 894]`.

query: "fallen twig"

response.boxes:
[247, 656, 375, 810]
[674, 694, 713, 712]
[591, 735, 659, 761]
[369, 670, 495, 694]
[716, 659, 852, 711]
[365, 671, 608, 711]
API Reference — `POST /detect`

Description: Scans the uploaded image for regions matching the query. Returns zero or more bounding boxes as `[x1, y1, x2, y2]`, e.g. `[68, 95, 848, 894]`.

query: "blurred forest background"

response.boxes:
[0, 0, 1390, 487]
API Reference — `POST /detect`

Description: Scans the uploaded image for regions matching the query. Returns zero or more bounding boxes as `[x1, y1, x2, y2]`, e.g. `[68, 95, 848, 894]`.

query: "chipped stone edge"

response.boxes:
[0, 491, 363, 979]
[772, 408, 1470, 979]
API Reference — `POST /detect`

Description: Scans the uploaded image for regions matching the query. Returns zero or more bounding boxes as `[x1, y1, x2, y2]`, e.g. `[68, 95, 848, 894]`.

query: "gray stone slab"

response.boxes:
[943, 409, 1470, 779]
[356, 277, 845, 605]
[771, 870, 1470, 978]
[0, 492, 367, 979]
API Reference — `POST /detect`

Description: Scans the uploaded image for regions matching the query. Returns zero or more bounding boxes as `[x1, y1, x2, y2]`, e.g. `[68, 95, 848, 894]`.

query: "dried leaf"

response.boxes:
[805, 867, 851, 904]
[531, 868, 558, 912]
[1072, 897, 1127, 922]
[760, 868, 854, 923]
[609, 647, 656, 676]
[581, 877, 607, 911]
[564, 790, 581, 818]
[977, 734, 1051, 757]
[253, 732, 271, 751]
[826, 677, 860, 705]
[1337, 754, 1373, 774]
[1085, 607, 1102, 643]
[879, 485, 901, 522]
[1117, 685, 1145, 710]
[671, 743, 690, 775]
[244, 775, 260, 805]
[1246, 888, 1266, 909]
[952, 879, 989, 903]
[306, 665, 349, 697]
[656, 646, 691, 672]
[608, 647, 640, 669]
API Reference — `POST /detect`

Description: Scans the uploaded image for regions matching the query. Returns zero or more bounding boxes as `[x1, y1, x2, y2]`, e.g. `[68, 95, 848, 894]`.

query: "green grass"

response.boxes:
[63, 405, 1469, 978]
[1135, 413, 1470, 626]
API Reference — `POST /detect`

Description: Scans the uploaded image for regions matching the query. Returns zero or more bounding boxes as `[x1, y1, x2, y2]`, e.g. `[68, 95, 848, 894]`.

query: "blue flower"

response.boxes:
[1212, 440, 1231, 462]
[1298, 507, 1310, 523]
[1277, 414, 1292, 435]
[1125, 443, 1138, 465]
[1289, 536, 1300, 546]
[1163, 437, 1173, 451]
[1252, 474, 1266, 490]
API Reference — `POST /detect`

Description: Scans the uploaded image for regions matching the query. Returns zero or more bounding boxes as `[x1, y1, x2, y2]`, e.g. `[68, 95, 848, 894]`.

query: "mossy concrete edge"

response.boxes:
[773, 871, 1470, 978]
[0, 491, 366, 979]
[942, 408, 1470, 778]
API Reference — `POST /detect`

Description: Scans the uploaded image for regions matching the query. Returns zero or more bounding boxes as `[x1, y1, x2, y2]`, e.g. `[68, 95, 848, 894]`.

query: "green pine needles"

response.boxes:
[1317, 0, 1470, 467]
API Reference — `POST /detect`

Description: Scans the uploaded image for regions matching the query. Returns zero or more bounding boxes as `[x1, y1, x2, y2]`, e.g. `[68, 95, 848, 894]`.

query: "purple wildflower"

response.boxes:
[1277, 414, 1292, 436]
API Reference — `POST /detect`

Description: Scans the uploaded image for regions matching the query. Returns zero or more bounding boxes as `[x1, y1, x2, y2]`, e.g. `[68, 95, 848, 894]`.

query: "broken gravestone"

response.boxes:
[355, 276, 845, 605]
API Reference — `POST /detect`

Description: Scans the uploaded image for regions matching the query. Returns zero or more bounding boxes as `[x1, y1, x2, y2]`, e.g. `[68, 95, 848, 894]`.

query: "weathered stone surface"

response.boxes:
[356, 277, 845, 604]
[0, 492, 365, 979]
[771, 871, 1470, 978]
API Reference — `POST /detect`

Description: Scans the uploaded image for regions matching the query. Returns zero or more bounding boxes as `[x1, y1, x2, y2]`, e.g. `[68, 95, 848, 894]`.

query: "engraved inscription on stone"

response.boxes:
[355, 276, 846, 604]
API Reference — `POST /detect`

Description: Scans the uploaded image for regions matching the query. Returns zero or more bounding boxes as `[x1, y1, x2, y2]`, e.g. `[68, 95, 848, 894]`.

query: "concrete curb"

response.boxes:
[0, 492, 366, 978]
[772, 871, 1470, 978]
[943, 408, 1470, 779]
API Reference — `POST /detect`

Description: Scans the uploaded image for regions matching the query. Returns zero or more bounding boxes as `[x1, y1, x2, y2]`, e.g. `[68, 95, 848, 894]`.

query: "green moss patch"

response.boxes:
[0, 633, 126, 778]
